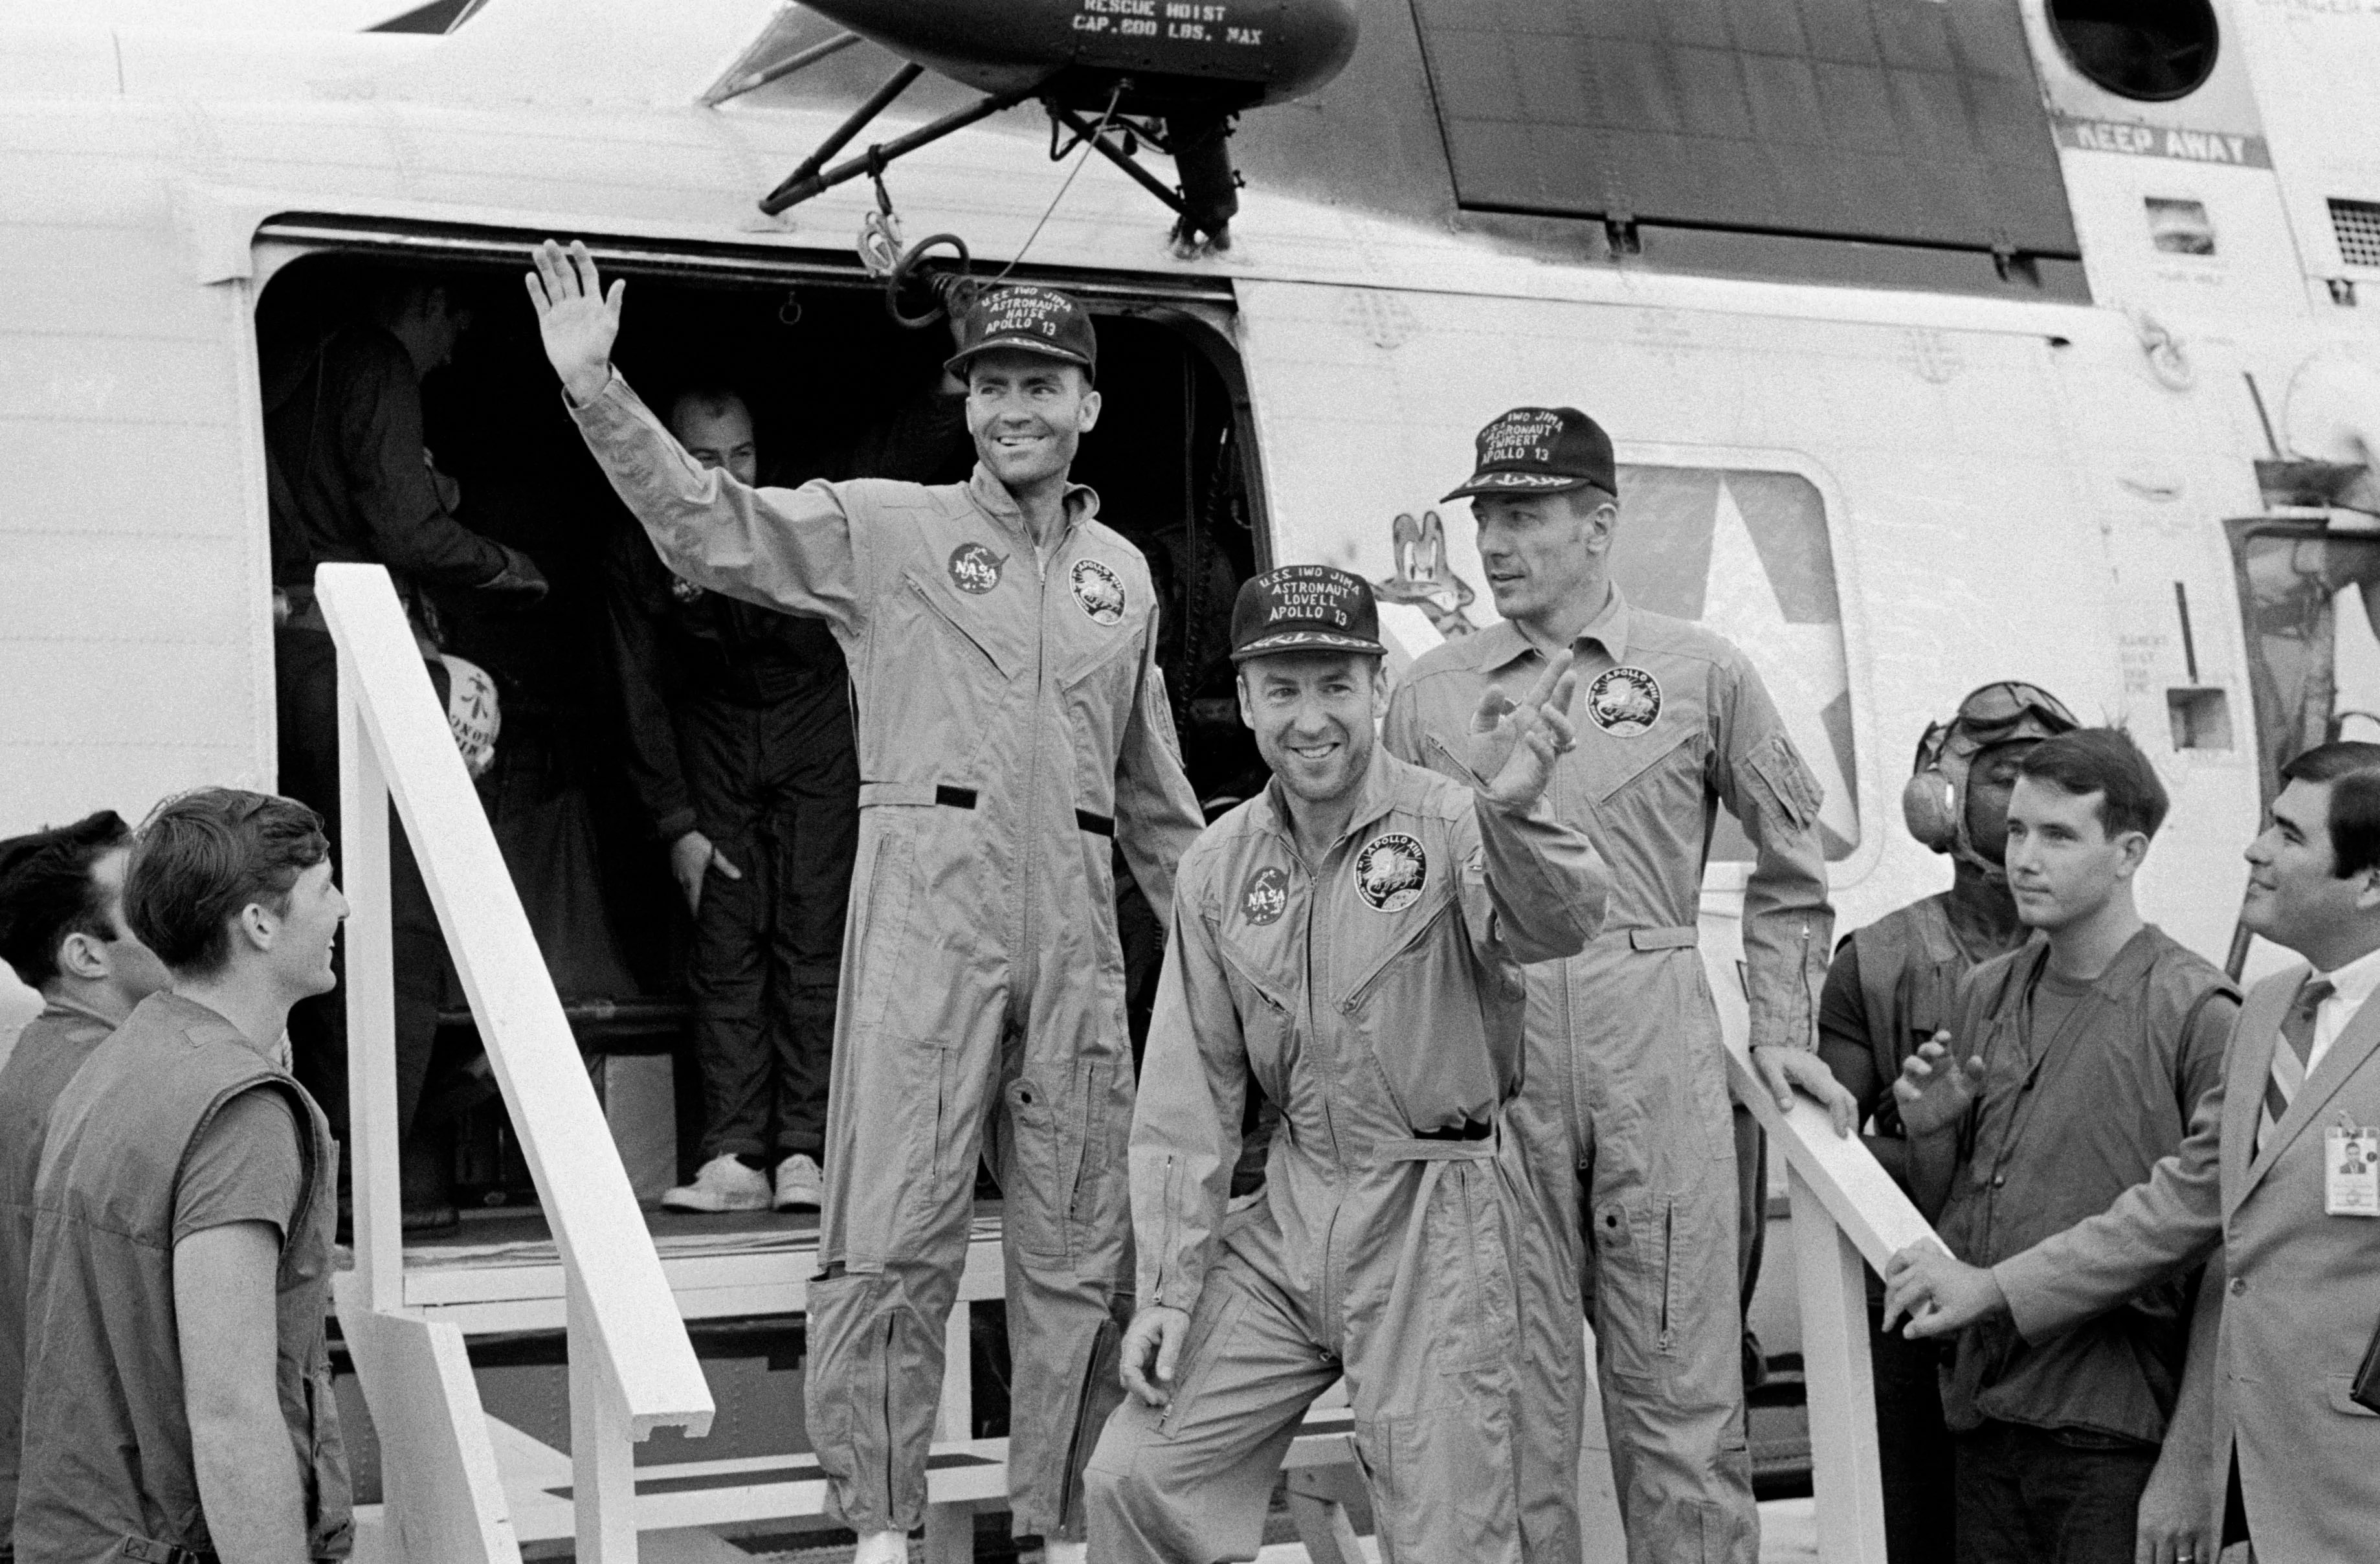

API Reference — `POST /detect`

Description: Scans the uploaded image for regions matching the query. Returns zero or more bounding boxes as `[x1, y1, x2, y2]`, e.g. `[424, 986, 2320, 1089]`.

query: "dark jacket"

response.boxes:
[262, 322, 511, 594]
[1937, 926, 2236, 1444]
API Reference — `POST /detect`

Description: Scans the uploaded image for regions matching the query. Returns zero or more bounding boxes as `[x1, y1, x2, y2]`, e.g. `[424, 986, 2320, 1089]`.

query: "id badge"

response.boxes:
[2326, 1126, 2380, 1217]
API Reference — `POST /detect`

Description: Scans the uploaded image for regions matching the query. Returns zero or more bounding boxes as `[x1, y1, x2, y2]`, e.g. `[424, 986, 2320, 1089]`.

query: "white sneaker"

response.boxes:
[774, 1153, 824, 1211]
[660, 1154, 770, 1213]
[851, 1529, 909, 1564]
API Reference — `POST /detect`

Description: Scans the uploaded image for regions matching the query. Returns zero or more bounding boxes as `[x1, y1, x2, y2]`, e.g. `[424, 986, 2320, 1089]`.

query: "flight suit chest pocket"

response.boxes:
[1337, 897, 1477, 1124]
[899, 570, 1015, 683]
[1219, 937, 1295, 1101]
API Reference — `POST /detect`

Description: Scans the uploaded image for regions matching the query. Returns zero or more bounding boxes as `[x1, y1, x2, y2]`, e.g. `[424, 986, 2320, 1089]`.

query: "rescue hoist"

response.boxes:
[736, 0, 1358, 255]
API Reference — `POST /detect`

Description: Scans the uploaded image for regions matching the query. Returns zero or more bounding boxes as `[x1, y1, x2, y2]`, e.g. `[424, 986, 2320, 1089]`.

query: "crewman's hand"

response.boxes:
[1118, 1304, 1192, 1409]
[670, 831, 742, 917]
[526, 239, 625, 406]
[1893, 1031, 1985, 1139]
[1881, 1242, 2006, 1337]
[1478, 651, 1580, 810]
[2133, 1448, 2214, 1564]
[1752, 1044, 1858, 1137]
[476, 542, 550, 605]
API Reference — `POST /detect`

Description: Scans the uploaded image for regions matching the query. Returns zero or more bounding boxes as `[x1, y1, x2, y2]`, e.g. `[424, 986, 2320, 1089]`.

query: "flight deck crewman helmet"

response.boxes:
[1902, 680, 2079, 875]
[944, 285, 1098, 381]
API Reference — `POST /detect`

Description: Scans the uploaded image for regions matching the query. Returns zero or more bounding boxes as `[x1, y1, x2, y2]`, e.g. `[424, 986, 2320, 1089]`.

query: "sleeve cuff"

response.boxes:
[656, 810, 698, 842]
[560, 365, 621, 414]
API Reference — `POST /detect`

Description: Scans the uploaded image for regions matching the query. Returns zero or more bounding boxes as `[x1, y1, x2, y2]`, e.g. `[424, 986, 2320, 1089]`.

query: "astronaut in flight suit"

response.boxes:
[1087, 566, 1611, 1563]
[1386, 407, 1849, 1564]
[527, 241, 1204, 1563]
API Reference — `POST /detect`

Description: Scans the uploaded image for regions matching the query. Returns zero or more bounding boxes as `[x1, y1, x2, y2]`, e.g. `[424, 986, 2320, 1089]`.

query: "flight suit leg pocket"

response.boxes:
[1151, 1284, 1251, 1436]
[1425, 1162, 1515, 1374]
[1062, 1060, 1129, 1275]
[844, 828, 919, 1048]
[893, 1037, 969, 1247]
[1594, 1192, 1681, 1389]
[1354, 1389, 1516, 1563]
[1003, 1070, 1085, 1262]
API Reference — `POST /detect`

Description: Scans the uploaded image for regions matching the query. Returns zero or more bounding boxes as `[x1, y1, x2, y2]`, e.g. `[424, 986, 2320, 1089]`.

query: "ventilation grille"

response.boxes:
[2334, 199, 2380, 269]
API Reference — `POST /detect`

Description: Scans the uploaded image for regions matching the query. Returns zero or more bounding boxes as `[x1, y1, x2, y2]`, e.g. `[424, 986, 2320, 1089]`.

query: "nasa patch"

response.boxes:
[1071, 558, 1126, 626]
[1241, 865, 1289, 926]
[1353, 832, 1427, 914]
[948, 542, 1005, 595]
[1586, 666, 1662, 737]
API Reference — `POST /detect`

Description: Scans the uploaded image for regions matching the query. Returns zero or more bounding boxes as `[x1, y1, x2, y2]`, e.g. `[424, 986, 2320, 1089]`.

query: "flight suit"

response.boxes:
[1385, 591, 1831, 1564]
[567, 375, 1203, 1540]
[606, 524, 858, 1168]
[1086, 751, 1610, 1563]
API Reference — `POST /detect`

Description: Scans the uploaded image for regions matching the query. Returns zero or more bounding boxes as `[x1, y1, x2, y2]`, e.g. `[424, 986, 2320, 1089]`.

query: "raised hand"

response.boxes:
[1893, 1030, 1985, 1139]
[1477, 651, 1580, 810]
[524, 239, 625, 405]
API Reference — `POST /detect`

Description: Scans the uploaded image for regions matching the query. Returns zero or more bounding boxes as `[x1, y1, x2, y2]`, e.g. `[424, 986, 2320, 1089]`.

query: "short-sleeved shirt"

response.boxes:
[172, 1088, 304, 1247]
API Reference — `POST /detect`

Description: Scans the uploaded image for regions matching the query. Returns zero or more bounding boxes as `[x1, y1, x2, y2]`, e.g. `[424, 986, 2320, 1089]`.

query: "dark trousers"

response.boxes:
[1867, 1301, 1956, 1563]
[276, 627, 447, 1154]
[681, 684, 857, 1164]
[1953, 1420, 2157, 1564]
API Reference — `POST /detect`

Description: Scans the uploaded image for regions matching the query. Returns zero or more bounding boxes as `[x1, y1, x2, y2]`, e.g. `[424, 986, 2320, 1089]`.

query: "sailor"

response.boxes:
[1085, 566, 1610, 1563]
[0, 810, 172, 1560]
[1383, 407, 1852, 1564]
[1815, 681, 2078, 1562]
[526, 241, 1203, 1564]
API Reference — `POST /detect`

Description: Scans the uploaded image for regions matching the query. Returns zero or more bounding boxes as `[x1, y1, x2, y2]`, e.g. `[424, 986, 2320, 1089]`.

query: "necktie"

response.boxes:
[2256, 976, 2333, 1157]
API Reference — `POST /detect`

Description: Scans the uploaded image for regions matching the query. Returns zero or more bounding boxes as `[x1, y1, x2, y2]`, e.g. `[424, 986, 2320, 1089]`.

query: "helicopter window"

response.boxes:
[1405, 0, 2076, 270]
[2226, 519, 2380, 804]
[2047, 0, 2219, 104]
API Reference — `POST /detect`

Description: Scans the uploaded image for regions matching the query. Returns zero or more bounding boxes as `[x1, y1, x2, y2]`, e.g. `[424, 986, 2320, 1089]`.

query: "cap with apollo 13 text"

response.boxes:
[944, 285, 1098, 376]
[1441, 405, 1617, 502]
[1229, 564, 1386, 662]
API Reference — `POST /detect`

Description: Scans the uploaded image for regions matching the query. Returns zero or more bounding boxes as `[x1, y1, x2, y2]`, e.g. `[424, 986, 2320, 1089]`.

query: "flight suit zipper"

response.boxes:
[1298, 840, 1350, 1345]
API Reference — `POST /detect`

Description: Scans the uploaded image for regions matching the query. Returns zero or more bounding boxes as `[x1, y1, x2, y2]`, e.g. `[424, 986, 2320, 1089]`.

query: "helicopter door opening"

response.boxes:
[252, 239, 1265, 1206]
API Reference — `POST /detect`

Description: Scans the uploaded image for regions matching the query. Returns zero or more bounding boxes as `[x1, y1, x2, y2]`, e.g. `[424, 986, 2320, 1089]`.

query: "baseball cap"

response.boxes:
[944, 285, 1098, 378]
[1230, 564, 1386, 662]
[1442, 406, 1616, 503]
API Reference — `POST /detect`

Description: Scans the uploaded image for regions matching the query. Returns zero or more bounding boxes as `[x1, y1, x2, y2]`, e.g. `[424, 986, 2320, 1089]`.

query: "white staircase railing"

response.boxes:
[1709, 917, 1942, 1564]
[318, 562, 715, 1564]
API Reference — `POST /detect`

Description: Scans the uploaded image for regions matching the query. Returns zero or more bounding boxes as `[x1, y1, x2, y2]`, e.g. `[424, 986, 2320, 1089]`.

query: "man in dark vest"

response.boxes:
[0, 810, 172, 1561]
[14, 789, 351, 1563]
[1815, 681, 2075, 1561]
[1886, 730, 2238, 1564]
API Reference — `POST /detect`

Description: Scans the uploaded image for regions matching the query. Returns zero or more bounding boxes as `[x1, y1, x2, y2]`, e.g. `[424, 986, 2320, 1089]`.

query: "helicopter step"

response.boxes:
[344, 1210, 1377, 1563]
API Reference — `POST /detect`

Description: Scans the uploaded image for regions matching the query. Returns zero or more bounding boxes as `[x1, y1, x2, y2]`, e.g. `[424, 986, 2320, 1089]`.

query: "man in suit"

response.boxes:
[1884, 739, 2380, 1563]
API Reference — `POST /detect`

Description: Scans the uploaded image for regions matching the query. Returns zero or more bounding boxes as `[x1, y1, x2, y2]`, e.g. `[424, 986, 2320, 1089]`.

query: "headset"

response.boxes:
[1901, 681, 2080, 876]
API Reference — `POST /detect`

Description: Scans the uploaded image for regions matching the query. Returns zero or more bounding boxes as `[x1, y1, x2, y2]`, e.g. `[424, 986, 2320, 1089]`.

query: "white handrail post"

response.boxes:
[569, 1264, 639, 1564]
[337, 634, 404, 1308]
[1788, 1163, 1887, 1564]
